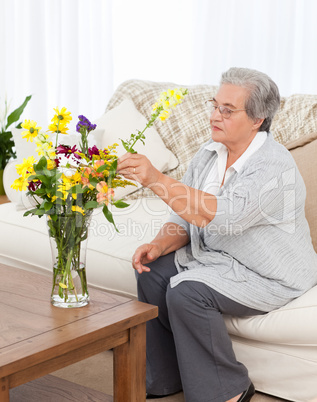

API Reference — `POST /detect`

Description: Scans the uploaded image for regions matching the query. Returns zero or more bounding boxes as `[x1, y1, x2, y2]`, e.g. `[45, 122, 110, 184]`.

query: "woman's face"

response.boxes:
[210, 84, 262, 153]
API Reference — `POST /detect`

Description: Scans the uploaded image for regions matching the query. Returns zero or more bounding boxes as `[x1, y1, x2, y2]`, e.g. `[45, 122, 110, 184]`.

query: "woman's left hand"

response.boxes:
[116, 153, 161, 187]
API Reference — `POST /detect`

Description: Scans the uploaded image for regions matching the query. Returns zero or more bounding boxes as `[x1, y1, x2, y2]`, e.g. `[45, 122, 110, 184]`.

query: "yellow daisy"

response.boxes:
[48, 121, 69, 134]
[15, 156, 36, 178]
[21, 120, 41, 142]
[51, 107, 72, 125]
[71, 205, 85, 215]
[11, 177, 29, 192]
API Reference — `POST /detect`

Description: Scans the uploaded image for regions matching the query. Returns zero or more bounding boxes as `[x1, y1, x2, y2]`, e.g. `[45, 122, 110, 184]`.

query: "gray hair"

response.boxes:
[220, 67, 280, 132]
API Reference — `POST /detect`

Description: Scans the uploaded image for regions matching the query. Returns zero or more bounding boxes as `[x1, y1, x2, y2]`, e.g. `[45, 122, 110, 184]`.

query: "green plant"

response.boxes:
[0, 95, 32, 170]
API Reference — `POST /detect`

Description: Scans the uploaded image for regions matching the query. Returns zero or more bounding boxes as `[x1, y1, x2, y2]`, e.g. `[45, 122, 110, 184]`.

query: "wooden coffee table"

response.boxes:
[0, 263, 158, 401]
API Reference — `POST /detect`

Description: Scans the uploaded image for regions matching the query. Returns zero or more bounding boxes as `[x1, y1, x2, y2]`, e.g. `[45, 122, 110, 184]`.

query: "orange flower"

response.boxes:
[93, 160, 106, 178]
[81, 167, 94, 190]
[96, 181, 114, 205]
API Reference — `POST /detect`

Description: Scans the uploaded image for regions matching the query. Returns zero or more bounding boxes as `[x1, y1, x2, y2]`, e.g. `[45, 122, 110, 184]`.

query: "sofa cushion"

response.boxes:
[225, 283, 317, 345]
[271, 94, 317, 145]
[284, 132, 317, 252]
[98, 99, 179, 199]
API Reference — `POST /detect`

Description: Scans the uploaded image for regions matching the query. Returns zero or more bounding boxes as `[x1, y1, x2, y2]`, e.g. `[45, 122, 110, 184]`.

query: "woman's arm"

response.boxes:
[117, 153, 217, 227]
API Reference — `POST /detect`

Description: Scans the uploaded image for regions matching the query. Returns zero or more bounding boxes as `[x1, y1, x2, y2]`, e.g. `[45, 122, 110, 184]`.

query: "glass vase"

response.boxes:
[47, 211, 92, 308]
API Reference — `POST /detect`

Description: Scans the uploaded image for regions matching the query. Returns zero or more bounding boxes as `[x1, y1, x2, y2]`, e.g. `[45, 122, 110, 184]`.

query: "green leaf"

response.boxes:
[84, 200, 98, 209]
[6, 95, 32, 130]
[23, 210, 34, 217]
[88, 176, 99, 187]
[44, 201, 53, 211]
[42, 166, 56, 178]
[72, 184, 84, 194]
[34, 188, 47, 196]
[103, 204, 119, 232]
[33, 208, 46, 216]
[120, 139, 137, 153]
[35, 175, 50, 187]
[26, 174, 38, 181]
[107, 159, 118, 186]
[121, 139, 131, 152]
[23, 207, 45, 217]
[96, 164, 108, 173]
[113, 199, 129, 208]
[34, 156, 47, 173]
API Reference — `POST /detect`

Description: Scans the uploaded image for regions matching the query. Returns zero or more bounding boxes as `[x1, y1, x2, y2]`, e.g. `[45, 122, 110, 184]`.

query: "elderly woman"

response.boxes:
[117, 67, 317, 402]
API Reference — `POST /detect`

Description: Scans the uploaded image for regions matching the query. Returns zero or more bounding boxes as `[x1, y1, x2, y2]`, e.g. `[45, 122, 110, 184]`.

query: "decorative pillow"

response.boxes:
[98, 99, 179, 199]
[285, 132, 317, 252]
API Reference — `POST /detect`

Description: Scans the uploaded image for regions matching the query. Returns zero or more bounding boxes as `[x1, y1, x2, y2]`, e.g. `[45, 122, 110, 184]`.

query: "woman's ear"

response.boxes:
[253, 118, 264, 130]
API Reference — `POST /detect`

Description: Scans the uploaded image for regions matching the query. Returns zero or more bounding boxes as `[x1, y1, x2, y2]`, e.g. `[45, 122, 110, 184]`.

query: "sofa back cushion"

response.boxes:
[271, 94, 317, 145]
[285, 132, 317, 252]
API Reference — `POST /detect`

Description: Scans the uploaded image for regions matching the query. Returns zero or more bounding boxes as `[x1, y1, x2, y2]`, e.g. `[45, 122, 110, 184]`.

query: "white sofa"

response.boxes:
[1, 80, 317, 402]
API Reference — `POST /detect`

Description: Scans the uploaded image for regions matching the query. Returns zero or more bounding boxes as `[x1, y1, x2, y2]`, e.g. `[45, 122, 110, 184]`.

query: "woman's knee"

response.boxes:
[137, 253, 177, 288]
[166, 282, 193, 317]
[166, 281, 215, 319]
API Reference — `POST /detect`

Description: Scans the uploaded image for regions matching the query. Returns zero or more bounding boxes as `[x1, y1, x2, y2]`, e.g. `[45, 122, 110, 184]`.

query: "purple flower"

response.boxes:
[88, 145, 100, 158]
[76, 115, 97, 134]
[28, 180, 41, 192]
[56, 144, 78, 159]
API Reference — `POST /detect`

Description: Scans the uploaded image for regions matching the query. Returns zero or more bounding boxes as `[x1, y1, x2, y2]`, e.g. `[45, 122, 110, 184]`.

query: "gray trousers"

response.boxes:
[136, 252, 266, 402]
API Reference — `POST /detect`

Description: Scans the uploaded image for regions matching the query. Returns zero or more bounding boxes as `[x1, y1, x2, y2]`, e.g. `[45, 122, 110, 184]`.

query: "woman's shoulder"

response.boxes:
[239, 132, 305, 191]
[250, 132, 296, 168]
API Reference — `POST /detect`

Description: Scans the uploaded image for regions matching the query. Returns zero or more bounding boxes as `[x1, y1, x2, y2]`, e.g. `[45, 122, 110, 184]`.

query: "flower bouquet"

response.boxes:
[12, 87, 188, 308]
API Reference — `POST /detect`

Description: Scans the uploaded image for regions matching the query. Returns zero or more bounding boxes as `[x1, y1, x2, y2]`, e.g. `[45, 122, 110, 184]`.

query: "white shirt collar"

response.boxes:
[204, 131, 267, 173]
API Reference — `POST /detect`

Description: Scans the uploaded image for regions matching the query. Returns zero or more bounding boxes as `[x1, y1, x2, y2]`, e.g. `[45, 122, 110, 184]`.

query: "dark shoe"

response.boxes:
[238, 382, 255, 401]
[146, 391, 180, 399]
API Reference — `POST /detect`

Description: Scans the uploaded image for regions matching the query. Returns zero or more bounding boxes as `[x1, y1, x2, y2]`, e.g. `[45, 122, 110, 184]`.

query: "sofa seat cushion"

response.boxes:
[224, 284, 317, 346]
[0, 199, 171, 297]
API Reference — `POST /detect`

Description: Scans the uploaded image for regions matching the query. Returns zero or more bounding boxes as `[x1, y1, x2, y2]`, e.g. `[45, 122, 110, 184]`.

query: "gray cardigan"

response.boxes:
[168, 133, 317, 312]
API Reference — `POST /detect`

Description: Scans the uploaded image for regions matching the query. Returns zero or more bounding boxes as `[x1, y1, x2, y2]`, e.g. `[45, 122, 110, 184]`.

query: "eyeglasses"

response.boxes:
[205, 100, 247, 119]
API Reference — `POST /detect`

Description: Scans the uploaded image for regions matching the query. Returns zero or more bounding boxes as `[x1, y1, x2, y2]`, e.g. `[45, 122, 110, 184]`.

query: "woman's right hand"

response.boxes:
[132, 243, 162, 274]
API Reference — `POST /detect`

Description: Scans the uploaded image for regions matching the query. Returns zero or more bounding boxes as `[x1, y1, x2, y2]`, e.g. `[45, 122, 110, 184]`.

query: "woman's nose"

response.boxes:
[210, 106, 222, 121]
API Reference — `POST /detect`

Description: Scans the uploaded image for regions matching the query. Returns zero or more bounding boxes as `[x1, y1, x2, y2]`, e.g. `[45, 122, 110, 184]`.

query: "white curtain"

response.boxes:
[191, 0, 317, 96]
[0, 0, 113, 129]
[1, 0, 317, 129]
